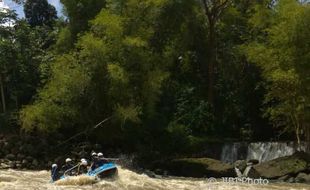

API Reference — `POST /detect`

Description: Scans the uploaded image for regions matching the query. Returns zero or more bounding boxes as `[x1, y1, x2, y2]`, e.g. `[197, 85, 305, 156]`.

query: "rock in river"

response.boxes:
[295, 173, 310, 184]
[165, 158, 235, 178]
[250, 152, 310, 179]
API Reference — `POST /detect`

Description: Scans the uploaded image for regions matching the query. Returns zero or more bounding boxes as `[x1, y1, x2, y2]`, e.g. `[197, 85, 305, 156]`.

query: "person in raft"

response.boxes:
[77, 158, 88, 175]
[90, 152, 99, 171]
[62, 158, 75, 176]
[51, 164, 60, 181]
[97, 152, 108, 167]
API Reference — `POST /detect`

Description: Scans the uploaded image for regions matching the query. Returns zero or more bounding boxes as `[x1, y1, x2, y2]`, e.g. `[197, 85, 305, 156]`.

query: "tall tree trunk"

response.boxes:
[0, 74, 6, 113]
[208, 21, 215, 105]
[305, 123, 310, 153]
[202, 0, 231, 106]
[292, 112, 301, 151]
[296, 125, 301, 151]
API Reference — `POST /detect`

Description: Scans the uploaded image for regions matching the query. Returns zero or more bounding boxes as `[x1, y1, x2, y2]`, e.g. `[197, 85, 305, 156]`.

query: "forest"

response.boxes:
[0, 0, 309, 160]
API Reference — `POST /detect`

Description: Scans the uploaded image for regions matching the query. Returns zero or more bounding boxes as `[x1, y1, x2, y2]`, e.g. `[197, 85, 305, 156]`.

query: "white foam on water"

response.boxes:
[55, 175, 96, 186]
[0, 167, 309, 190]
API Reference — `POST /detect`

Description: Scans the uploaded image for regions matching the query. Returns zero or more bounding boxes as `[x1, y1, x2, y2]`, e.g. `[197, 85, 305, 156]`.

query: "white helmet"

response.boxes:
[80, 158, 86, 162]
[52, 164, 57, 168]
[97, 152, 103, 157]
[91, 152, 97, 157]
[81, 160, 88, 166]
[65, 158, 72, 163]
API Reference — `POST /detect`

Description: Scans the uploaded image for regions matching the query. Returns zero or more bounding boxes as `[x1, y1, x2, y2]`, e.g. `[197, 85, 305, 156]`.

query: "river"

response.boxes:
[0, 167, 309, 190]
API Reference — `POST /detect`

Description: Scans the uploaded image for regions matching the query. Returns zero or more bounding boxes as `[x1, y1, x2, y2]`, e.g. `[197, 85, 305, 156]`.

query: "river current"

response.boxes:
[0, 167, 309, 190]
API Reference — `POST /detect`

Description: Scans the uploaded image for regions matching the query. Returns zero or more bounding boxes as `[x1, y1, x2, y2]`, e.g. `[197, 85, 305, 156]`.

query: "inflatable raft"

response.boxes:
[53, 162, 118, 182]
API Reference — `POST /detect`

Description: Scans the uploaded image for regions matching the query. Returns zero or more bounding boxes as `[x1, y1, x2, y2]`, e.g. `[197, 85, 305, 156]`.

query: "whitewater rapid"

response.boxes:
[0, 167, 309, 190]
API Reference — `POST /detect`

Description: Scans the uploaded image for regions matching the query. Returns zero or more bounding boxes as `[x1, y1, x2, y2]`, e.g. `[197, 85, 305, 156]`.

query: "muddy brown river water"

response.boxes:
[0, 167, 309, 190]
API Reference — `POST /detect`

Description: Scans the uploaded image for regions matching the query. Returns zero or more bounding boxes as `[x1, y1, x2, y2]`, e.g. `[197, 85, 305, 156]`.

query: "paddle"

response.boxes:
[63, 164, 80, 177]
[104, 158, 120, 161]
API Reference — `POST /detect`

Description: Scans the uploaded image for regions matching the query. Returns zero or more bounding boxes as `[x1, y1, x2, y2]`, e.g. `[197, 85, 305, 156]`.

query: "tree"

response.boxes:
[244, 0, 310, 145]
[21, 0, 210, 145]
[0, 10, 17, 113]
[201, 0, 231, 106]
[24, 0, 57, 27]
[212, 0, 271, 139]
[0, 8, 55, 128]
[21, 0, 171, 132]
[59, 0, 106, 41]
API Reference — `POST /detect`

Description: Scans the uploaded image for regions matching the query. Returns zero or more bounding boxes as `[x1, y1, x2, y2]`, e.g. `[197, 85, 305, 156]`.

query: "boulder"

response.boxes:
[247, 159, 259, 165]
[26, 156, 33, 162]
[295, 173, 310, 184]
[144, 170, 156, 178]
[165, 158, 235, 178]
[0, 162, 10, 169]
[22, 159, 28, 165]
[234, 160, 247, 171]
[8, 161, 16, 169]
[278, 175, 290, 182]
[17, 153, 25, 160]
[251, 152, 310, 179]
[245, 166, 260, 179]
[286, 177, 295, 183]
[3, 141, 11, 149]
[16, 163, 22, 169]
[6, 154, 16, 161]
[32, 159, 39, 167]
[154, 169, 165, 175]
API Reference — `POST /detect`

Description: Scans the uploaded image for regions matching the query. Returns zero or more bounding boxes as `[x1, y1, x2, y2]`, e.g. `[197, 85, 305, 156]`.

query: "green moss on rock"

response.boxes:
[166, 158, 235, 178]
[252, 152, 310, 179]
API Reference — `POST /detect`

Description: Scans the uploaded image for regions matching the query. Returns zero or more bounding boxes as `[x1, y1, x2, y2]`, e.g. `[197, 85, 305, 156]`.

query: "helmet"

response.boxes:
[91, 152, 97, 157]
[81, 160, 88, 166]
[52, 164, 57, 168]
[80, 158, 86, 162]
[65, 158, 72, 163]
[97, 152, 103, 157]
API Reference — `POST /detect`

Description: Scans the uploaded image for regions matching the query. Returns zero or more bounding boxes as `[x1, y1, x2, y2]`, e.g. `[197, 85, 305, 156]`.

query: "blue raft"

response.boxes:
[55, 162, 118, 182]
[87, 163, 118, 178]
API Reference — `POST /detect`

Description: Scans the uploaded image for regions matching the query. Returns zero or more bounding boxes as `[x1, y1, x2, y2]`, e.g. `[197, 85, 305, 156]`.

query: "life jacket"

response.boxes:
[51, 167, 59, 181]
[61, 163, 75, 175]
[77, 164, 88, 174]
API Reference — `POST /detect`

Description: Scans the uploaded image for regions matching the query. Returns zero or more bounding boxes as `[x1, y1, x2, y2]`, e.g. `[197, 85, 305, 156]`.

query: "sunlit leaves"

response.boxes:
[91, 10, 123, 39]
[244, 0, 309, 140]
[20, 54, 90, 131]
[116, 104, 142, 124]
[107, 63, 128, 84]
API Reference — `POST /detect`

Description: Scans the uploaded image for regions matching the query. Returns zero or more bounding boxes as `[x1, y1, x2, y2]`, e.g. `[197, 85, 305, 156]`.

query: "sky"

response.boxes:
[2, 0, 63, 17]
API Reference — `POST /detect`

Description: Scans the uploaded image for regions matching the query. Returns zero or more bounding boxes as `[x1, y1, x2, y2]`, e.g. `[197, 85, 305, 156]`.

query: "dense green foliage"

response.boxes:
[0, 8, 57, 129]
[24, 0, 57, 27]
[243, 0, 310, 144]
[1, 0, 309, 156]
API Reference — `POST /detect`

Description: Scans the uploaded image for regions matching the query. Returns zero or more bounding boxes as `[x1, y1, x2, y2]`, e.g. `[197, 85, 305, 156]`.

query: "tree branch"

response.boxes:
[202, 0, 231, 22]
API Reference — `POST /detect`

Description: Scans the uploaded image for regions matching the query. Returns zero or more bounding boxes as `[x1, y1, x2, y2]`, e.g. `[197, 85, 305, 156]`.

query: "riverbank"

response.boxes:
[1, 134, 310, 184]
[150, 152, 310, 184]
[0, 134, 47, 170]
[0, 134, 106, 170]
